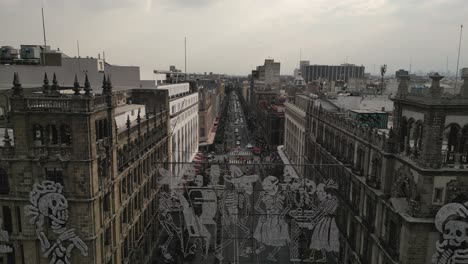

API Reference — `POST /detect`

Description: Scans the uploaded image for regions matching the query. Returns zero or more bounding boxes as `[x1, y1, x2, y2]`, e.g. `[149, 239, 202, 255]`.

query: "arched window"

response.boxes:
[348, 142, 354, 164]
[447, 125, 460, 152]
[370, 158, 382, 182]
[356, 148, 365, 174]
[399, 117, 408, 153]
[103, 119, 108, 137]
[0, 168, 9, 194]
[60, 125, 72, 145]
[461, 125, 468, 155]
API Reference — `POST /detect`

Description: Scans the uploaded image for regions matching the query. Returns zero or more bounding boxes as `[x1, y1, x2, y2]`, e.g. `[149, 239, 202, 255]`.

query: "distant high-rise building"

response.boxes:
[255, 59, 280, 88]
[302, 63, 365, 82]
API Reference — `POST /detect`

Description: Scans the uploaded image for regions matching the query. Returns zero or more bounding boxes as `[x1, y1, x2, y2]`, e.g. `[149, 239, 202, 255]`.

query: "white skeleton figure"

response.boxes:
[24, 181, 88, 264]
[253, 176, 290, 262]
[433, 202, 468, 264]
[216, 166, 258, 259]
[0, 218, 12, 253]
[307, 182, 339, 262]
[157, 189, 182, 261]
[157, 168, 210, 260]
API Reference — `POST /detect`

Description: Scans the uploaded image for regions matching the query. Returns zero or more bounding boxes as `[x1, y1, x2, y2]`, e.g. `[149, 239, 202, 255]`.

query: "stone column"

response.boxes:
[429, 73, 444, 98]
[396, 73, 410, 98]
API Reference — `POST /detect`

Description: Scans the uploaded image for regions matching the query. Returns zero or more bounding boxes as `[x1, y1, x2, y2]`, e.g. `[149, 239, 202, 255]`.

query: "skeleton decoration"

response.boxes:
[157, 167, 211, 261]
[254, 175, 290, 262]
[433, 202, 468, 264]
[24, 181, 88, 264]
[306, 180, 339, 262]
[0, 218, 12, 253]
[215, 165, 259, 260]
[154, 163, 342, 263]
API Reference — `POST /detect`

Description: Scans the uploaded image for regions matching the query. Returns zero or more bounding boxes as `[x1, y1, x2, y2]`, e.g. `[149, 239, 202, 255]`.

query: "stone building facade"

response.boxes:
[198, 79, 222, 150]
[0, 73, 169, 264]
[304, 72, 468, 263]
[250, 89, 285, 147]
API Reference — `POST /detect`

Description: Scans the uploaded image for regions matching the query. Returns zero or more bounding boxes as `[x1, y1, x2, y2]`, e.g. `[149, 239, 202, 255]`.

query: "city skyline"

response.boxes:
[1, 0, 468, 79]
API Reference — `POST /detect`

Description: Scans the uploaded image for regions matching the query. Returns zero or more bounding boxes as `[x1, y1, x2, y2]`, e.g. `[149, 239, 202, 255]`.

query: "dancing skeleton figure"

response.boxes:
[254, 176, 290, 262]
[216, 166, 259, 259]
[157, 190, 183, 261]
[24, 181, 88, 264]
[157, 167, 211, 261]
[307, 181, 339, 262]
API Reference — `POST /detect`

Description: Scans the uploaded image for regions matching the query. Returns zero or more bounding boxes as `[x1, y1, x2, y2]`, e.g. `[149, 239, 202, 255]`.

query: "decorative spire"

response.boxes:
[107, 74, 112, 89]
[101, 74, 113, 95]
[84, 73, 92, 96]
[12, 72, 23, 96]
[146, 111, 150, 134]
[73, 74, 81, 95]
[51, 73, 59, 94]
[3, 128, 11, 148]
[137, 108, 141, 138]
[42, 73, 50, 94]
[126, 115, 131, 144]
[102, 74, 107, 89]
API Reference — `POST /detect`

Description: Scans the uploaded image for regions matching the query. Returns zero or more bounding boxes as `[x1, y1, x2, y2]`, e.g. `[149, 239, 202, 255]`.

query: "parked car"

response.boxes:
[236, 141, 241, 146]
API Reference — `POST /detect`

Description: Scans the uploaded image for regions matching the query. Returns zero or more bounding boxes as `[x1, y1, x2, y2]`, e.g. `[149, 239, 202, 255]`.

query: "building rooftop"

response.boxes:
[115, 104, 145, 116]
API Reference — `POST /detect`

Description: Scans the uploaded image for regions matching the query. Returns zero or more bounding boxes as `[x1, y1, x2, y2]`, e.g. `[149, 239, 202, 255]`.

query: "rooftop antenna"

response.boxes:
[77, 40, 81, 74]
[409, 57, 412, 74]
[299, 48, 302, 68]
[41, 1, 47, 66]
[446, 56, 449, 76]
[455, 24, 463, 90]
[184, 37, 187, 81]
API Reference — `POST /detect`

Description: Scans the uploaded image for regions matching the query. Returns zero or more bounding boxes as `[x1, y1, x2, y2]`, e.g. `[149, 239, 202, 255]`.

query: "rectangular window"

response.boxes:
[45, 168, 64, 186]
[2, 206, 12, 233]
[16, 206, 21, 233]
[433, 187, 444, 204]
[103, 193, 111, 213]
[105, 226, 111, 246]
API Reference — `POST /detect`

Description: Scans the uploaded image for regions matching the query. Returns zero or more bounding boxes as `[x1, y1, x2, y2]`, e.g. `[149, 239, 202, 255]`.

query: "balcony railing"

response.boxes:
[442, 150, 468, 167]
[118, 130, 167, 172]
[31, 145, 72, 158]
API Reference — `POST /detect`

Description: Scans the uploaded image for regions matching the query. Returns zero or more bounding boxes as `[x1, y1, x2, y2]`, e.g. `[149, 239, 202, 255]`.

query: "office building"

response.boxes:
[302, 63, 365, 82]
[157, 83, 199, 175]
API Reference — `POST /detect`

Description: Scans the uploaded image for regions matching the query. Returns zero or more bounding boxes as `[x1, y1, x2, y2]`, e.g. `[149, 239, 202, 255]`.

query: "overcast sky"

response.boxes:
[1, 0, 468, 79]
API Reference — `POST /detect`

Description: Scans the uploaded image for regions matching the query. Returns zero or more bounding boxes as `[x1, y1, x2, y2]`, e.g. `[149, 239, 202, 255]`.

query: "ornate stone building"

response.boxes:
[0, 73, 169, 264]
[305, 71, 468, 263]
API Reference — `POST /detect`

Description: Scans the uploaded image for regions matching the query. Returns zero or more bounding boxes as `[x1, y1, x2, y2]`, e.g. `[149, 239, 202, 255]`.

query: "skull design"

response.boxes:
[443, 220, 468, 247]
[37, 193, 69, 227]
[194, 175, 204, 187]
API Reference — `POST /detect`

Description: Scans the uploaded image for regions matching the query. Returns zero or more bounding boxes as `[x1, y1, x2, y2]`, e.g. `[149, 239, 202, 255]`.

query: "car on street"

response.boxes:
[246, 143, 253, 149]
[236, 141, 240, 146]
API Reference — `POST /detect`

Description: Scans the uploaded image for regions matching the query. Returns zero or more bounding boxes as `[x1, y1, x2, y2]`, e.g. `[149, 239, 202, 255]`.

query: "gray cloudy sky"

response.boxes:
[1, 0, 468, 79]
